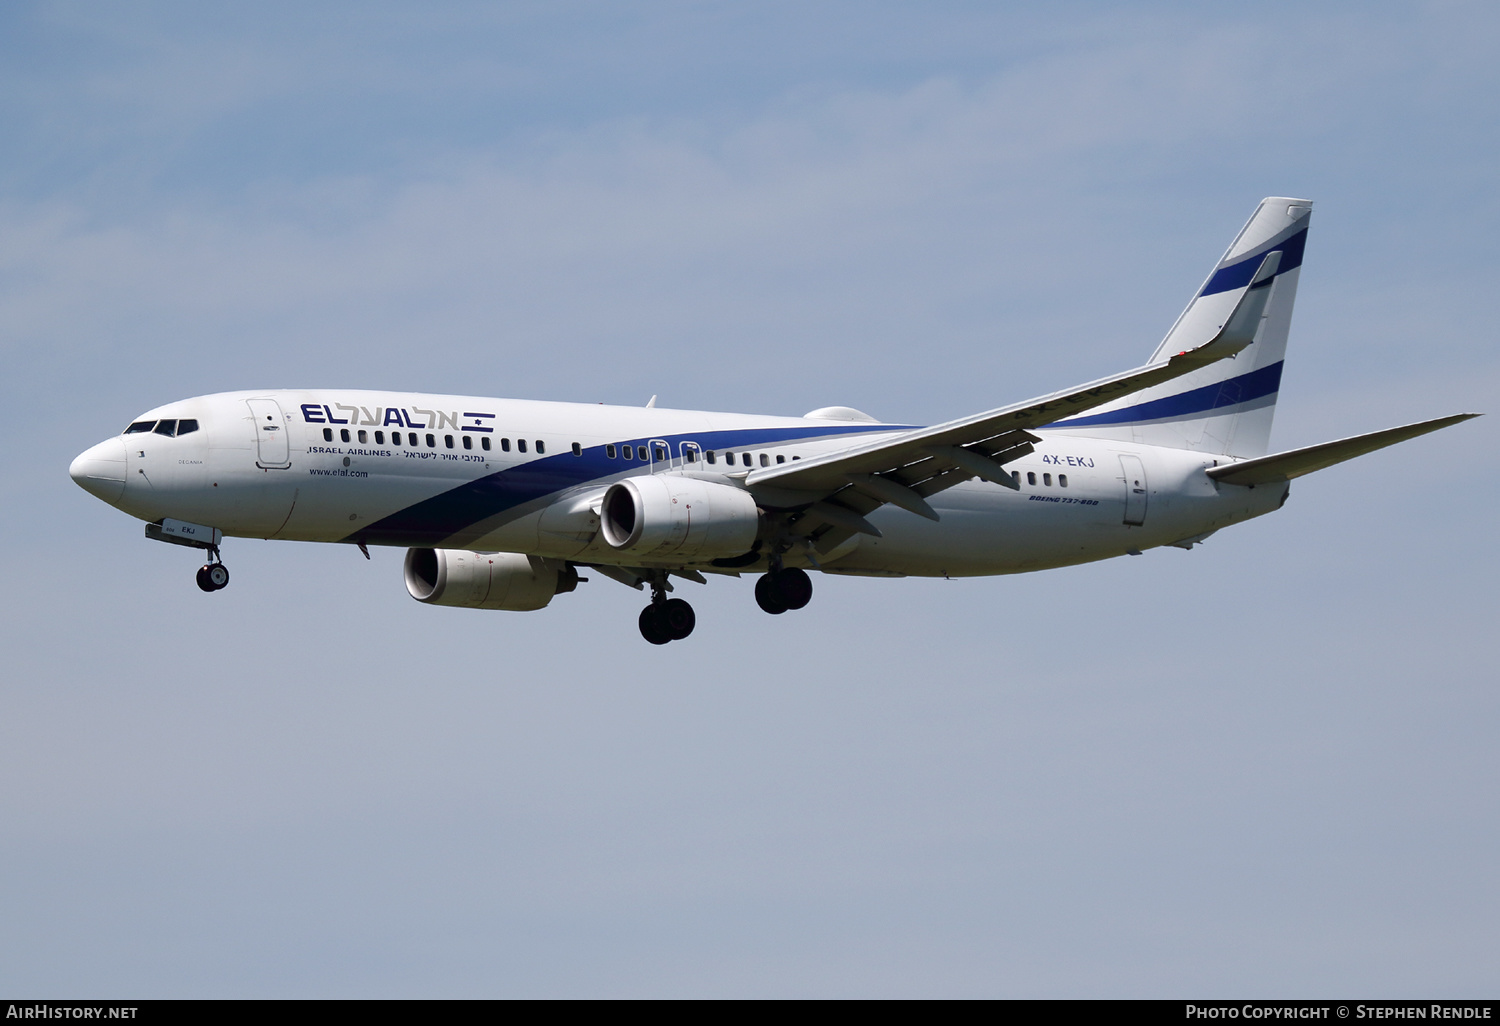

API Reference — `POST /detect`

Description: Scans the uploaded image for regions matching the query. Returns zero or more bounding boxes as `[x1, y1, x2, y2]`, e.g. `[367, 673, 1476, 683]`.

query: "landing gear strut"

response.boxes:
[755, 566, 812, 615]
[195, 546, 230, 593]
[638, 573, 695, 644]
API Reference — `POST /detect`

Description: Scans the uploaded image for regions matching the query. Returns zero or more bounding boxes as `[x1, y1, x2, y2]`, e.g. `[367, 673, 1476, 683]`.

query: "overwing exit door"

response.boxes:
[648, 438, 671, 471]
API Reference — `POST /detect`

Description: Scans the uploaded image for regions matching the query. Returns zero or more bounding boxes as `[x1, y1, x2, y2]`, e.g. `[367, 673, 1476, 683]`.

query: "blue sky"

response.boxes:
[2, 1, 1496, 997]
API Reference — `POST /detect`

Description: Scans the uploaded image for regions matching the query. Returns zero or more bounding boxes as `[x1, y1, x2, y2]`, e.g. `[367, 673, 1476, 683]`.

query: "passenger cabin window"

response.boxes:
[176, 419, 199, 436]
[124, 421, 156, 434]
[444, 434, 454, 449]
[1059, 474, 1068, 487]
[637, 446, 647, 461]
[684, 447, 696, 463]
[706, 451, 717, 465]
[536, 440, 545, 454]
[776, 454, 785, 464]
[323, 428, 334, 442]
[375, 431, 385, 444]
[1027, 472, 1036, 485]
[392, 432, 401, 445]
[606, 444, 617, 459]
[358, 430, 368, 444]
[341, 429, 351, 443]
[653, 445, 666, 462]
[622, 445, 633, 460]
[408, 432, 418, 446]
[518, 439, 527, 453]
[1043, 473, 1052, 486]
[501, 438, 511, 452]
[742, 453, 752, 467]
[463, 435, 473, 450]
[571, 442, 582, 456]
[723, 451, 734, 463]
[425, 433, 435, 448]
[154, 419, 177, 436]
[481, 437, 491, 451]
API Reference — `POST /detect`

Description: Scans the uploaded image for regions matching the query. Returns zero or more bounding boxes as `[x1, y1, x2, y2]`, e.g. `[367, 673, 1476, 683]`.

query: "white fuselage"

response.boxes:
[74, 389, 1287, 578]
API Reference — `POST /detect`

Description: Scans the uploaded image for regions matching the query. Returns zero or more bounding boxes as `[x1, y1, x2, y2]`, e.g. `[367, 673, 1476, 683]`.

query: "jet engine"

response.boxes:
[599, 475, 759, 559]
[404, 548, 578, 611]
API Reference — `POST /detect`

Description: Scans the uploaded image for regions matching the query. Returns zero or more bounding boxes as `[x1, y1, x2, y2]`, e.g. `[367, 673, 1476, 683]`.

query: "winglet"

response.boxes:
[1175, 250, 1283, 363]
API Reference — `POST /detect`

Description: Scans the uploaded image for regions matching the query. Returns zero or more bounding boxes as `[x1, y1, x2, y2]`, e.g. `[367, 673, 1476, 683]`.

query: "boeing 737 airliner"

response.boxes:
[70, 198, 1477, 643]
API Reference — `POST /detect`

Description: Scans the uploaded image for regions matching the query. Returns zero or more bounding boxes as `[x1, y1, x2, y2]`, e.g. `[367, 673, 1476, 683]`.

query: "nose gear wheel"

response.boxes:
[196, 562, 230, 592]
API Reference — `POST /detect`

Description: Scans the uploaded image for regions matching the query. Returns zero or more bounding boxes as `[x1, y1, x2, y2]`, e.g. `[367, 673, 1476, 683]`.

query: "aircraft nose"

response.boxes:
[69, 437, 128, 504]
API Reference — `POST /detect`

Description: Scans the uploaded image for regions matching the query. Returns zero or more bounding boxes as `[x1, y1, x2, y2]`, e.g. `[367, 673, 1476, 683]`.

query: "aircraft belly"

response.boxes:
[465, 515, 543, 555]
[819, 462, 1262, 576]
[844, 498, 1123, 576]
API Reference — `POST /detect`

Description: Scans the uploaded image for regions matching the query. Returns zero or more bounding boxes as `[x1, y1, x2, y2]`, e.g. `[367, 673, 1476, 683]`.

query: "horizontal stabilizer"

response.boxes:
[1206, 413, 1480, 486]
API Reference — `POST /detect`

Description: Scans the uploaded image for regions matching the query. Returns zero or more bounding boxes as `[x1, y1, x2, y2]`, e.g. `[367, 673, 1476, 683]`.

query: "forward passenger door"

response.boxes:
[246, 398, 292, 470]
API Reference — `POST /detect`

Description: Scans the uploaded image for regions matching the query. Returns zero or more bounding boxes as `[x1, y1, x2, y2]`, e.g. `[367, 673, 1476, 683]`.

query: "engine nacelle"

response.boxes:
[403, 548, 576, 611]
[599, 475, 760, 560]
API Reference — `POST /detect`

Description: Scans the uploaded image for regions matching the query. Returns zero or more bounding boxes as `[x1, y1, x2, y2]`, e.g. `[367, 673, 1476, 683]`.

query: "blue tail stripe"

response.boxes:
[1199, 227, 1307, 297]
[1046, 361, 1284, 429]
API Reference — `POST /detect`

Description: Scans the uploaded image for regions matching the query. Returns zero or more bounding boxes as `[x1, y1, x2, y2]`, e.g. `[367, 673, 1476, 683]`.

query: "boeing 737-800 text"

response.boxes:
[69, 198, 1477, 643]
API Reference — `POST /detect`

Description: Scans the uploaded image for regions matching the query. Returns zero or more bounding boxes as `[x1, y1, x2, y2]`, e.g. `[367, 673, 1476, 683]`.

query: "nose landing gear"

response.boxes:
[145, 520, 230, 593]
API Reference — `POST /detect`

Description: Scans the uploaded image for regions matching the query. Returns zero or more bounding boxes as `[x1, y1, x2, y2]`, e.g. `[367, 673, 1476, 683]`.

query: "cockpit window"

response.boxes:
[176, 419, 199, 435]
[153, 419, 178, 436]
[125, 421, 156, 434]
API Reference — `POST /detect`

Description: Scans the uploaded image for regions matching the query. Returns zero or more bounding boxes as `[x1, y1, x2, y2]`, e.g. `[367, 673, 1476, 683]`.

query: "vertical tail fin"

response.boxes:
[1047, 197, 1312, 458]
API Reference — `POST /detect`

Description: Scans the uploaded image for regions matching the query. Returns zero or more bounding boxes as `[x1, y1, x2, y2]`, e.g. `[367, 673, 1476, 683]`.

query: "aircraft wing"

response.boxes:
[744, 284, 1270, 546]
[740, 254, 1289, 550]
[1206, 413, 1479, 487]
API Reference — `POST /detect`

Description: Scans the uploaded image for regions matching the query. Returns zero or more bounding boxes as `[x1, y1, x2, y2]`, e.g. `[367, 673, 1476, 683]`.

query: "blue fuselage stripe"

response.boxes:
[351, 422, 901, 546]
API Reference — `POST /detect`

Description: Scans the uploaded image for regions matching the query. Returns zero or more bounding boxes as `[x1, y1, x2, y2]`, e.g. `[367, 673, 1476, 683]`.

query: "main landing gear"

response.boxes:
[638, 573, 695, 645]
[632, 563, 813, 644]
[755, 566, 812, 615]
[195, 547, 230, 593]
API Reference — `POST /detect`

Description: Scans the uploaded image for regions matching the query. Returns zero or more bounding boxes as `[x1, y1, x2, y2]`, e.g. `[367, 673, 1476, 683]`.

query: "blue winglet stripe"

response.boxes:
[1199, 227, 1307, 297]
[1046, 361, 1284, 429]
